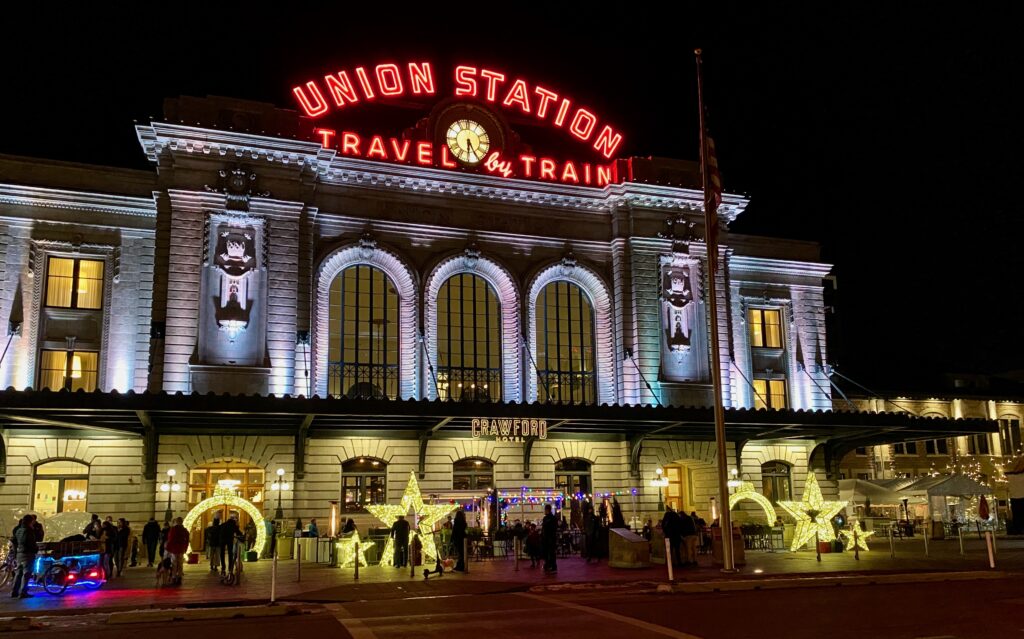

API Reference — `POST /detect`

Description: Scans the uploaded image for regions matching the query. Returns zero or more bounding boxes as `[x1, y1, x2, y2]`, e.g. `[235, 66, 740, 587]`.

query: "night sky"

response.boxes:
[1, 7, 1019, 392]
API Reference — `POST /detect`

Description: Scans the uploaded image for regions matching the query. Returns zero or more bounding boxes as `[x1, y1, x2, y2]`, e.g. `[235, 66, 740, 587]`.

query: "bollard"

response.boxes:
[464, 538, 469, 574]
[354, 541, 359, 580]
[888, 530, 895, 559]
[985, 531, 996, 569]
[958, 525, 965, 556]
[271, 548, 278, 604]
[992, 529, 998, 556]
[853, 529, 860, 561]
[664, 538, 674, 583]
[923, 527, 929, 557]
[816, 531, 821, 562]
[514, 537, 519, 572]
[409, 539, 415, 578]
[296, 541, 302, 582]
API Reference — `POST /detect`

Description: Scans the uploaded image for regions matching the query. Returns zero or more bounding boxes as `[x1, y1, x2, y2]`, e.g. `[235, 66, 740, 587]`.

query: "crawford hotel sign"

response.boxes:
[293, 60, 624, 186]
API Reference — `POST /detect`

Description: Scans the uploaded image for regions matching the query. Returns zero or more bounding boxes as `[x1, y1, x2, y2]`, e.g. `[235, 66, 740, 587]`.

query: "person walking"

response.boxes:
[218, 513, 241, 577]
[164, 517, 190, 585]
[390, 514, 411, 568]
[451, 509, 468, 571]
[661, 506, 681, 567]
[142, 517, 161, 567]
[114, 518, 131, 576]
[159, 520, 170, 558]
[541, 503, 558, 573]
[244, 519, 257, 551]
[679, 509, 699, 566]
[583, 501, 599, 563]
[101, 519, 117, 578]
[10, 515, 38, 598]
[206, 515, 222, 572]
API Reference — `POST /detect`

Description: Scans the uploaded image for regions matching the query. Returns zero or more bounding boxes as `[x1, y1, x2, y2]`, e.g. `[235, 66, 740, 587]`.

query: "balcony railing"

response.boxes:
[327, 362, 399, 399]
[537, 371, 596, 405]
[436, 367, 502, 402]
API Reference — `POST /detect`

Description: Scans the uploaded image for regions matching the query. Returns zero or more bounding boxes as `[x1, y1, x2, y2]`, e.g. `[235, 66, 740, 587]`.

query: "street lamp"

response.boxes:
[727, 468, 741, 491]
[650, 467, 669, 512]
[160, 468, 180, 523]
[271, 468, 289, 520]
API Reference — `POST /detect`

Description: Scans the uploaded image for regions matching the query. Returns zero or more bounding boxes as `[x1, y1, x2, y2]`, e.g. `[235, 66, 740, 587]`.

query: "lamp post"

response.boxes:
[651, 467, 669, 512]
[272, 468, 289, 520]
[160, 469, 180, 523]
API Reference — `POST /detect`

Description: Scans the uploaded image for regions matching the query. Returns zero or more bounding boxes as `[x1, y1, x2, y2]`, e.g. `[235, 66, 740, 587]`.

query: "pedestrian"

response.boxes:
[206, 514, 222, 572]
[526, 523, 542, 567]
[10, 514, 38, 599]
[142, 517, 161, 567]
[158, 520, 170, 558]
[164, 516, 190, 586]
[541, 504, 558, 573]
[129, 522, 140, 567]
[642, 518, 653, 541]
[308, 519, 319, 537]
[83, 513, 101, 540]
[244, 519, 257, 551]
[679, 510, 699, 567]
[115, 518, 131, 576]
[451, 509, 467, 571]
[218, 512, 241, 576]
[101, 519, 117, 578]
[661, 506, 681, 567]
[342, 517, 357, 534]
[30, 514, 44, 543]
[611, 498, 626, 528]
[390, 514, 411, 568]
[583, 501, 599, 563]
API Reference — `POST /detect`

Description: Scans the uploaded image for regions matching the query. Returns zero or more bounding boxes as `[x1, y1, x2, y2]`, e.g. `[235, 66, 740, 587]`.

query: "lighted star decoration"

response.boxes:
[367, 471, 457, 566]
[335, 530, 374, 568]
[839, 526, 875, 551]
[777, 473, 847, 552]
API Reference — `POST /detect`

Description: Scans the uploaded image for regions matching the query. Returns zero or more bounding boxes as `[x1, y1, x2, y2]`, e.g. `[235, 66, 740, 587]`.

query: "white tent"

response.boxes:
[838, 479, 914, 506]
[897, 475, 994, 525]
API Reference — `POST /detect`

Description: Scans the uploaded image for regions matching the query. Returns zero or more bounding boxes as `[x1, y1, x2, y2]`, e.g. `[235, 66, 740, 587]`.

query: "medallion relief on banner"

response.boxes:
[659, 254, 708, 383]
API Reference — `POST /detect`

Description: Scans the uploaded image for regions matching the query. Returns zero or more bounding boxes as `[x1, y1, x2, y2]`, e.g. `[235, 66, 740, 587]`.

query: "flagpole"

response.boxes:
[695, 48, 736, 573]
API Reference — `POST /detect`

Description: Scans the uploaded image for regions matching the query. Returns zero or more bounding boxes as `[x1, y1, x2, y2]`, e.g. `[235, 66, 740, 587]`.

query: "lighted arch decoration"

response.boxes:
[181, 486, 267, 556]
[728, 480, 777, 524]
[315, 241, 418, 399]
[526, 257, 615, 405]
[424, 250, 520, 401]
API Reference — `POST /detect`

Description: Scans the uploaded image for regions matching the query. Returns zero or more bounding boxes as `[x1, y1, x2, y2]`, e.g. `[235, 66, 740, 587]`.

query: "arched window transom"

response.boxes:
[342, 457, 387, 513]
[453, 458, 494, 490]
[33, 460, 89, 517]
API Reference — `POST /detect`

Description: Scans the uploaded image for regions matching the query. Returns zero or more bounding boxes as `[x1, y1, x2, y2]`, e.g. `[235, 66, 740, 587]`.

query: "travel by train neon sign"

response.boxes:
[293, 61, 624, 187]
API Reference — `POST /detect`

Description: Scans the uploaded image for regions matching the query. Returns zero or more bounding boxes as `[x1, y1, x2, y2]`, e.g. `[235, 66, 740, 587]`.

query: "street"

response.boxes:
[14, 575, 1024, 639]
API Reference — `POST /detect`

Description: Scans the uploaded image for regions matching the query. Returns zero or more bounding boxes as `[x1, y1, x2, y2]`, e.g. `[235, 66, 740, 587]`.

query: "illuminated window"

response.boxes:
[453, 458, 493, 491]
[999, 418, 1021, 455]
[327, 265, 399, 399]
[45, 257, 104, 310]
[437, 273, 501, 402]
[752, 378, 787, 410]
[38, 349, 98, 391]
[893, 442, 918, 456]
[555, 458, 591, 498]
[925, 439, 950, 455]
[33, 460, 89, 518]
[748, 308, 782, 349]
[342, 458, 387, 513]
[761, 461, 791, 505]
[967, 434, 991, 455]
[535, 281, 596, 405]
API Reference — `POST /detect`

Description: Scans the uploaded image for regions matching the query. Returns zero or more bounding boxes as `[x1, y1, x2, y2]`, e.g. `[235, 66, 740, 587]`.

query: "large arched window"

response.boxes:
[555, 458, 592, 498]
[453, 458, 494, 490]
[761, 461, 792, 505]
[342, 457, 387, 513]
[437, 273, 502, 402]
[535, 281, 596, 404]
[328, 265, 399, 399]
[33, 460, 89, 517]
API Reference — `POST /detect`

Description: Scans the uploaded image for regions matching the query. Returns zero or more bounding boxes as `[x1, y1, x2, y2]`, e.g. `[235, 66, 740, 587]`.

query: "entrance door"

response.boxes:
[186, 462, 265, 551]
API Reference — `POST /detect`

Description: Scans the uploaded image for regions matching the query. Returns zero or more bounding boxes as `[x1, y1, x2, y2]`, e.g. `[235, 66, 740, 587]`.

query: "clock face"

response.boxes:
[446, 119, 490, 165]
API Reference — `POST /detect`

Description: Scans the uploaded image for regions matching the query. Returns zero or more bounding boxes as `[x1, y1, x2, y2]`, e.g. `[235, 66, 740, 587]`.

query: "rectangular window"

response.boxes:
[967, 434, 991, 455]
[893, 442, 917, 456]
[748, 308, 782, 349]
[752, 378, 787, 410]
[925, 439, 949, 455]
[39, 350, 99, 391]
[45, 257, 104, 310]
[999, 419, 1022, 455]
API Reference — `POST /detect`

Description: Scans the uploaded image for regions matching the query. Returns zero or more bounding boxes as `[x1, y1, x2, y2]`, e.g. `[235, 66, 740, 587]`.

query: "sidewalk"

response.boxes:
[1, 535, 1017, 617]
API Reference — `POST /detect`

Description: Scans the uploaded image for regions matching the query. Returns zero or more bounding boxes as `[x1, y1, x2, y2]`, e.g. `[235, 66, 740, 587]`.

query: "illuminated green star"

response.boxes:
[839, 526, 875, 551]
[778, 473, 847, 552]
[335, 530, 374, 568]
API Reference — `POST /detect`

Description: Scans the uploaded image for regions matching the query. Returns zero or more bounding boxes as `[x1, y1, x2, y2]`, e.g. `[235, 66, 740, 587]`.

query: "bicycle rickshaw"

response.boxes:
[29, 539, 107, 595]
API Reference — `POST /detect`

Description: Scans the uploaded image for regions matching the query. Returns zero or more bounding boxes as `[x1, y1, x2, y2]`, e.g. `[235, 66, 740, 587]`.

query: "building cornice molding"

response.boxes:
[0, 184, 156, 218]
[728, 255, 833, 279]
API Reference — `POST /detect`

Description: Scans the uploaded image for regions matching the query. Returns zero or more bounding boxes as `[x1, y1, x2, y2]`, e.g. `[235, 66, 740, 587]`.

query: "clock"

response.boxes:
[446, 119, 490, 165]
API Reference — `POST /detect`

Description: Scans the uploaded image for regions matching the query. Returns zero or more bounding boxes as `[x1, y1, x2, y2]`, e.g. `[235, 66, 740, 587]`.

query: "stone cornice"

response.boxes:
[135, 122, 749, 220]
[0, 184, 157, 218]
[729, 254, 834, 279]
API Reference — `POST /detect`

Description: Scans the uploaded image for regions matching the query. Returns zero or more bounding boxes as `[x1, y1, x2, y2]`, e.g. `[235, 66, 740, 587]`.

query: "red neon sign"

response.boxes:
[293, 61, 624, 159]
[315, 128, 617, 187]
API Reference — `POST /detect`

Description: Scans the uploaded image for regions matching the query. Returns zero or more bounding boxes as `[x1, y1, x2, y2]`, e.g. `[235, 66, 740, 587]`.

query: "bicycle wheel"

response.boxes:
[43, 564, 69, 595]
[0, 557, 15, 589]
[81, 564, 105, 589]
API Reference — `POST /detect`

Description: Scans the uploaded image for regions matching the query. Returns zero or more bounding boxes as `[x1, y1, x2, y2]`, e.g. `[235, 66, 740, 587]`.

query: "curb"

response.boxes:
[668, 570, 1009, 594]
[107, 603, 302, 625]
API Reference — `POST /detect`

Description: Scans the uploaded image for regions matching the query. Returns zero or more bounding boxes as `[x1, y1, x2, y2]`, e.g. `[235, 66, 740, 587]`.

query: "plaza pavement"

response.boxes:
[0, 535, 1019, 617]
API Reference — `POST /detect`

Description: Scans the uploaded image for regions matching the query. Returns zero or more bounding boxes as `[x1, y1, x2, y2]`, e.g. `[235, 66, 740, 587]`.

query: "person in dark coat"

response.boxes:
[218, 513, 241, 576]
[114, 518, 131, 576]
[610, 498, 626, 528]
[158, 521, 170, 558]
[390, 514, 411, 568]
[206, 515, 222, 572]
[541, 504, 558, 573]
[342, 517, 357, 534]
[679, 509, 698, 566]
[661, 507, 682, 567]
[142, 517, 161, 567]
[582, 501, 598, 563]
[451, 509, 468, 571]
[10, 515, 38, 598]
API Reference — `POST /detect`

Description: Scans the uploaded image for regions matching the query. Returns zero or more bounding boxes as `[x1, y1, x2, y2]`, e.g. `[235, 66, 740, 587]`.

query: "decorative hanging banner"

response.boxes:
[471, 418, 548, 442]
